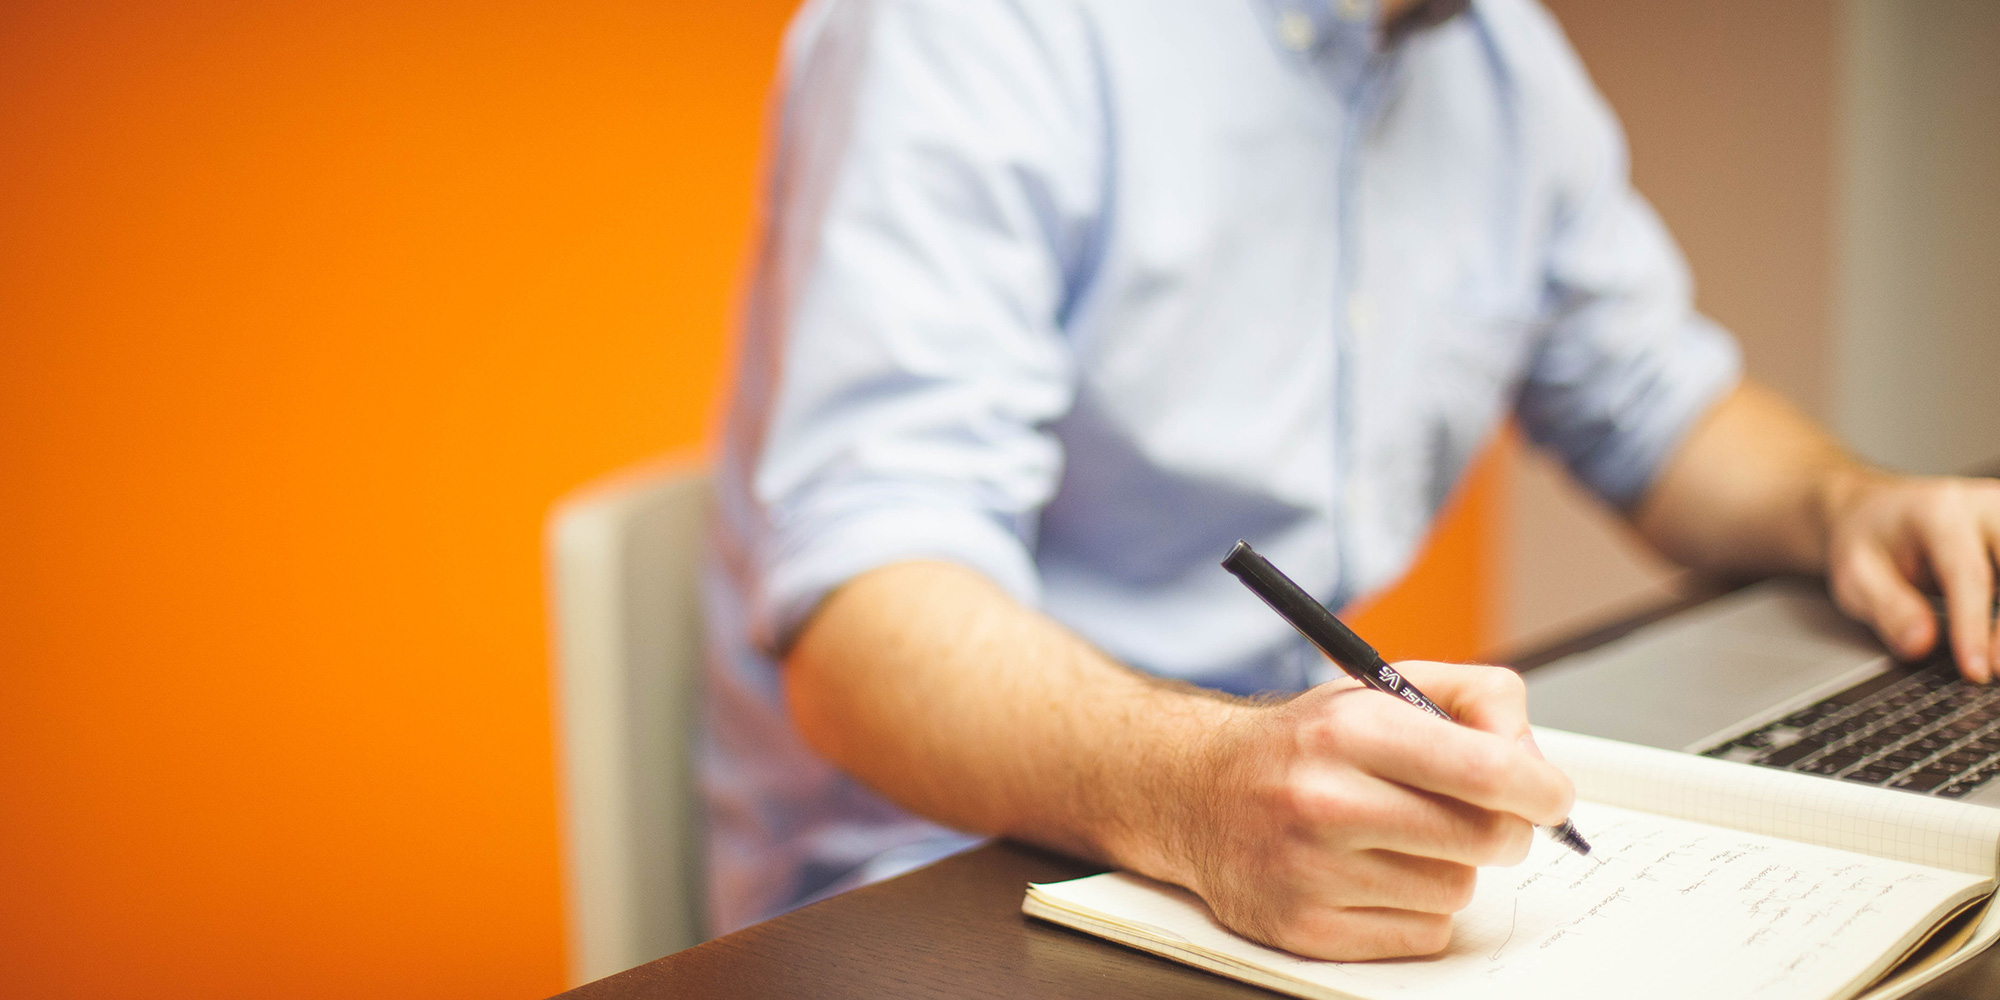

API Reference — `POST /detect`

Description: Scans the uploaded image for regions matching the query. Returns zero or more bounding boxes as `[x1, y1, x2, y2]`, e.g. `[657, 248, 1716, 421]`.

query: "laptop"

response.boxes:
[1525, 578, 2000, 807]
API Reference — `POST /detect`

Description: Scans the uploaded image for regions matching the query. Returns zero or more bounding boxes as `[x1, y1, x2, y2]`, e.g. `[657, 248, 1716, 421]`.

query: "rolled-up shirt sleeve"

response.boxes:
[739, 0, 1104, 652]
[1514, 40, 1742, 510]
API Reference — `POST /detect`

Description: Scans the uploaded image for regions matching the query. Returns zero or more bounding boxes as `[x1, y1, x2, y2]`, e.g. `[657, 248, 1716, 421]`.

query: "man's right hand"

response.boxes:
[786, 563, 1573, 962]
[1161, 661, 1575, 961]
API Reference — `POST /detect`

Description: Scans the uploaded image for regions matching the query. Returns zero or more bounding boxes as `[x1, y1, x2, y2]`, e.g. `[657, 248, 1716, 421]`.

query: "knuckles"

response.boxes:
[1828, 550, 1908, 619]
[1261, 898, 1336, 949]
[1407, 913, 1455, 954]
[1278, 772, 1371, 833]
[1435, 863, 1479, 912]
[1491, 816, 1536, 866]
[1919, 482, 1971, 522]
[1454, 743, 1512, 801]
[1314, 690, 1381, 738]
[1258, 900, 1455, 961]
[1297, 688, 1389, 760]
[1469, 666, 1528, 705]
[1211, 661, 1598, 961]
[1452, 808, 1533, 866]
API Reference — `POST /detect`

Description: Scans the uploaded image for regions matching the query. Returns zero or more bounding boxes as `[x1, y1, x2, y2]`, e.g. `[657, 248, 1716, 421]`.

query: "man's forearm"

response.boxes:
[782, 560, 1233, 881]
[1633, 380, 1870, 577]
[783, 559, 1575, 959]
[1633, 379, 2000, 680]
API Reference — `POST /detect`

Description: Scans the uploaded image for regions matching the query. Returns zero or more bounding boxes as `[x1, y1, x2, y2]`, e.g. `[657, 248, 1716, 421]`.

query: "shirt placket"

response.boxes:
[1320, 4, 1393, 615]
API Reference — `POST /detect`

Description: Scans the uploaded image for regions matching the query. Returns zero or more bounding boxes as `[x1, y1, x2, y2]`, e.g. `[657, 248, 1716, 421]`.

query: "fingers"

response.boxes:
[1259, 905, 1455, 962]
[1987, 506, 2000, 681]
[1832, 541, 1938, 662]
[1304, 775, 1537, 866]
[1189, 669, 1560, 963]
[1246, 852, 1478, 959]
[1917, 502, 1995, 683]
[1393, 660, 1532, 740]
[1228, 850, 1469, 960]
[1319, 690, 1574, 827]
[1827, 476, 2000, 683]
[1297, 848, 1481, 915]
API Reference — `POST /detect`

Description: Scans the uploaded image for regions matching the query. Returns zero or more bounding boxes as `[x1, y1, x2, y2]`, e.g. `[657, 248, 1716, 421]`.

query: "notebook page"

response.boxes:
[1863, 898, 2000, 1000]
[1536, 728, 2000, 875]
[1026, 800, 1992, 1000]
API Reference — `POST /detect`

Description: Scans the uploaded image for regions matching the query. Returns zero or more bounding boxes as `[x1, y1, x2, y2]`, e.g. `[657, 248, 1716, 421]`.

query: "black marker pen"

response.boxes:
[1222, 540, 1591, 858]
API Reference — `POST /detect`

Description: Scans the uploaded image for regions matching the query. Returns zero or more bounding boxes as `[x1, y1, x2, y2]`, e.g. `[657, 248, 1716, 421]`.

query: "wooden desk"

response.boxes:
[555, 589, 2000, 1000]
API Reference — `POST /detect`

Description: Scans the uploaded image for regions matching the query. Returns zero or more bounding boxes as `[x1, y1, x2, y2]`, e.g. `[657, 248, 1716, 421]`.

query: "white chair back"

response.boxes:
[546, 463, 709, 986]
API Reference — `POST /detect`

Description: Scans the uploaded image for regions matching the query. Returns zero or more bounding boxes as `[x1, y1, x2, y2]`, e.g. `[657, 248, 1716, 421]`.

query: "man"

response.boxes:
[700, 0, 2000, 958]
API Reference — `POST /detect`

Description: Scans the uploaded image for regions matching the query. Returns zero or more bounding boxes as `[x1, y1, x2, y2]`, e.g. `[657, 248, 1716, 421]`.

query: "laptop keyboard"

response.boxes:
[1700, 659, 2000, 799]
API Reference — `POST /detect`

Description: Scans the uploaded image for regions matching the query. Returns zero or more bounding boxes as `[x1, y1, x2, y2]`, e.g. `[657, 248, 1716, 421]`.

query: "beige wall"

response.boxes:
[1497, 0, 1839, 653]
[1836, 0, 2000, 476]
[1496, 0, 2000, 654]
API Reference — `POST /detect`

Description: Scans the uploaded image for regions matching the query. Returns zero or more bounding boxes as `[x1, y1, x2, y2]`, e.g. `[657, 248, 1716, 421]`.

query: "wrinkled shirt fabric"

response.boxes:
[701, 0, 1741, 934]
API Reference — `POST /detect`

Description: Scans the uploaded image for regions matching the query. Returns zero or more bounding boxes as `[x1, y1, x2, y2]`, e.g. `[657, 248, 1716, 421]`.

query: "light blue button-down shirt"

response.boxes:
[701, 0, 1740, 933]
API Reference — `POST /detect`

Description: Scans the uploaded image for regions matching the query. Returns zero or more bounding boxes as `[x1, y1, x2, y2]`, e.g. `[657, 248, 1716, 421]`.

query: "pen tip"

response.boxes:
[1550, 821, 1591, 857]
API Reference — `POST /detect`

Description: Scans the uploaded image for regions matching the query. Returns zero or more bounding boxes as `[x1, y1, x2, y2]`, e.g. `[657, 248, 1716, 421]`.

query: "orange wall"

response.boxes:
[1345, 439, 1508, 666]
[0, 2, 1498, 997]
[0, 2, 798, 997]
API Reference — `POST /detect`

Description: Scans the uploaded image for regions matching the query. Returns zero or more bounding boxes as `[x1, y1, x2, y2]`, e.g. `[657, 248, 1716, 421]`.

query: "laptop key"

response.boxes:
[1894, 767, 1959, 792]
[1741, 666, 2000, 799]
[1759, 739, 1827, 768]
[1946, 718, 1986, 737]
[1804, 752, 1864, 775]
[1845, 766, 1900, 785]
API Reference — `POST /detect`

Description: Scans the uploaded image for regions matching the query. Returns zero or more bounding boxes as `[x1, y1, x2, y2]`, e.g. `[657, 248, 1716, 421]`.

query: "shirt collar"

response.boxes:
[1259, 0, 1378, 59]
[1256, 0, 1471, 58]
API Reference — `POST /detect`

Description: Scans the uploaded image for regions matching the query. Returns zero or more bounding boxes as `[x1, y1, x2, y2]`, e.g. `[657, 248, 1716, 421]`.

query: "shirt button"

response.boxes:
[1277, 9, 1317, 51]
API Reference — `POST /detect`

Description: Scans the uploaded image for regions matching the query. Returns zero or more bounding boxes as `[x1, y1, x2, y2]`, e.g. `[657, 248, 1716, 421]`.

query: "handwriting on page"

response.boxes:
[1474, 812, 1934, 983]
[1241, 801, 1990, 1000]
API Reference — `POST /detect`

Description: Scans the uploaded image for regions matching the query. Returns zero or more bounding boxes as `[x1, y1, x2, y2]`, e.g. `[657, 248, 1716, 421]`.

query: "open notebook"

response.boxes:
[1024, 729, 2000, 1000]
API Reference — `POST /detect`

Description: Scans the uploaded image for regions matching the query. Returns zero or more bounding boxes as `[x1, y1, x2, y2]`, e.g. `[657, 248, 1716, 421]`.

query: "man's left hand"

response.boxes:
[1636, 381, 2000, 684]
[1825, 471, 2000, 683]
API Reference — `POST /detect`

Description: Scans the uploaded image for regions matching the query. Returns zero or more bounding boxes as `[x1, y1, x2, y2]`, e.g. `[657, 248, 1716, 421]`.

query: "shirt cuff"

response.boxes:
[1570, 317, 1743, 508]
[757, 502, 1044, 655]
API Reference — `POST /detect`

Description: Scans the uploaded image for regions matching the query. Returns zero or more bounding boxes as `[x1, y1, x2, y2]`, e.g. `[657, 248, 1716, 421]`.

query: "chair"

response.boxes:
[545, 462, 709, 986]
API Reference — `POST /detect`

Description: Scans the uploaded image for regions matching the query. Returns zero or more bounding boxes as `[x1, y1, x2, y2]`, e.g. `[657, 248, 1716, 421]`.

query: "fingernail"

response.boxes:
[1517, 732, 1544, 760]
